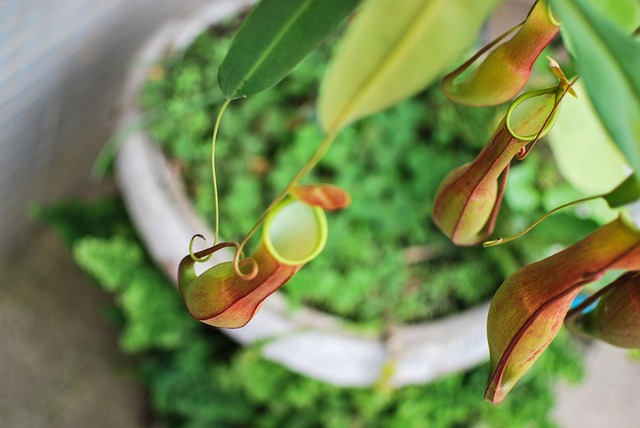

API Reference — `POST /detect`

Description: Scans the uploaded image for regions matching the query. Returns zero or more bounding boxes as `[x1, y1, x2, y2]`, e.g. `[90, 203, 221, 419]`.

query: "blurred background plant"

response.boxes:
[39, 196, 583, 427]
[138, 24, 598, 326]
[36, 12, 594, 425]
[7, 0, 640, 425]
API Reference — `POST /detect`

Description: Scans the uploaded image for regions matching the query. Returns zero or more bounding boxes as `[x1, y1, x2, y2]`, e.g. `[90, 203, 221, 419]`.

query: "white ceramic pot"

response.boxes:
[115, 0, 490, 388]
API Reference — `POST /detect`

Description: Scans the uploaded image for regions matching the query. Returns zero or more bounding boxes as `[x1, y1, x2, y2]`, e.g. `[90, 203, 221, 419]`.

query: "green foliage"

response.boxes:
[33, 14, 599, 426]
[317, 0, 503, 132]
[77, 239, 194, 352]
[142, 341, 252, 428]
[36, 199, 197, 353]
[218, 0, 359, 99]
[40, 198, 583, 427]
[141, 26, 597, 324]
[550, 0, 640, 180]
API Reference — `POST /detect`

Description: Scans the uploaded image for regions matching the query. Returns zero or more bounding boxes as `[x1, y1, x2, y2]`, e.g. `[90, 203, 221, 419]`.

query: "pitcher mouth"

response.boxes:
[262, 198, 328, 266]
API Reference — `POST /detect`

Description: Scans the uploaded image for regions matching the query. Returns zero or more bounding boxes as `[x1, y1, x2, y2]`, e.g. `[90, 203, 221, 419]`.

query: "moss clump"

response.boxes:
[39, 198, 584, 428]
[140, 26, 596, 324]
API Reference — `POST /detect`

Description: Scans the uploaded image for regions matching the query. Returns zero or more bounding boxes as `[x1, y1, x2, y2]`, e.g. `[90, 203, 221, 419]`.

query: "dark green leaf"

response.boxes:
[219, 0, 359, 99]
[605, 174, 640, 208]
[587, 0, 640, 33]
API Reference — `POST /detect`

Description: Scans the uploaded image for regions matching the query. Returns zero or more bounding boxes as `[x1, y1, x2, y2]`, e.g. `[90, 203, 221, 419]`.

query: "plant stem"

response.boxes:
[211, 99, 232, 246]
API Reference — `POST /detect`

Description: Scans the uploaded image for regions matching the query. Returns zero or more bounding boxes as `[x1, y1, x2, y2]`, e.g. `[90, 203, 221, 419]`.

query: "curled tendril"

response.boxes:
[189, 234, 213, 263]
[231, 241, 259, 280]
[514, 76, 580, 161]
[514, 142, 535, 160]
[188, 237, 242, 265]
[188, 235, 258, 279]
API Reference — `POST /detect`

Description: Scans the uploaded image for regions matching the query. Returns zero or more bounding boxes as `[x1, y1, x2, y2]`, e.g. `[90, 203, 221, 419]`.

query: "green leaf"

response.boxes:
[549, 0, 640, 180]
[587, 0, 640, 33]
[318, 0, 503, 133]
[605, 174, 640, 208]
[218, 0, 359, 99]
[548, 81, 630, 195]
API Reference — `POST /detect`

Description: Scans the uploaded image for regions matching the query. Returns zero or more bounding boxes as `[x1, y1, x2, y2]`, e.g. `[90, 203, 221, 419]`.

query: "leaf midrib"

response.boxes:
[228, 0, 314, 98]
[326, 0, 443, 133]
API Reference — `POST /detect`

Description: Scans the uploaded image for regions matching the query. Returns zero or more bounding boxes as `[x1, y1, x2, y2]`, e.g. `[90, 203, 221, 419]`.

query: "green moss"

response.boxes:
[39, 198, 583, 428]
[141, 27, 570, 324]
[139, 23, 600, 326]
[36, 18, 595, 427]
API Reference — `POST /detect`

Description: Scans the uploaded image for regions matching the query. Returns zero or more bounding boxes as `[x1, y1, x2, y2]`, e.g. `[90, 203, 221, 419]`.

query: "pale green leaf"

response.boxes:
[550, 0, 640, 180]
[548, 82, 630, 195]
[219, 0, 359, 99]
[605, 174, 640, 208]
[318, 0, 503, 134]
[587, 0, 640, 33]
[560, 0, 640, 56]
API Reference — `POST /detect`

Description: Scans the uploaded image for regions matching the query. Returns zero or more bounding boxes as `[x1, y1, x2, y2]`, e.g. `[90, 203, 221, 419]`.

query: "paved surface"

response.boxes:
[554, 343, 640, 428]
[0, 225, 148, 428]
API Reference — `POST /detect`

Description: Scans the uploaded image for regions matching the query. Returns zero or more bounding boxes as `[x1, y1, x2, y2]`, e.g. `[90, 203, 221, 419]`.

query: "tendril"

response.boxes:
[211, 99, 232, 246]
[230, 242, 259, 280]
[188, 234, 243, 263]
[483, 193, 603, 247]
[515, 76, 580, 161]
[189, 236, 258, 279]
[189, 234, 212, 262]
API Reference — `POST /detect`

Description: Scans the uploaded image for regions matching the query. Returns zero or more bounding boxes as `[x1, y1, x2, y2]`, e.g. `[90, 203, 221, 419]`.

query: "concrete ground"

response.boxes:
[554, 344, 640, 427]
[2, 218, 640, 427]
[0, 224, 149, 428]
